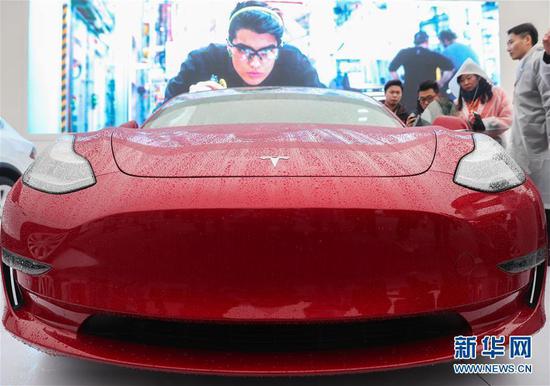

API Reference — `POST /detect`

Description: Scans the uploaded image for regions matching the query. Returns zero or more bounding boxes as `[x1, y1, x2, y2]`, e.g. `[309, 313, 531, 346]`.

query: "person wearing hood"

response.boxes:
[506, 23, 550, 226]
[450, 58, 512, 144]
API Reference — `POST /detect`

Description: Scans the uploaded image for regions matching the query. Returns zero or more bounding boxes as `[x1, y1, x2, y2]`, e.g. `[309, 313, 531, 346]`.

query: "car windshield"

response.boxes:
[143, 92, 402, 129]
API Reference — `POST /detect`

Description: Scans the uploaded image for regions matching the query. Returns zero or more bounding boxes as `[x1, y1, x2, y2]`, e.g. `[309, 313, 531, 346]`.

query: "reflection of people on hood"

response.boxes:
[450, 59, 512, 143]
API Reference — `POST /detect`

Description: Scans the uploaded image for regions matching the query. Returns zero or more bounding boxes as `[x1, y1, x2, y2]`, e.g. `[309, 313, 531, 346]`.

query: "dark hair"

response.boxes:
[456, 76, 494, 111]
[507, 23, 538, 45]
[384, 79, 403, 92]
[228, 1, 284, 46]
[418, 80, 439, 94]
[414, 31, 428, 46]
[438, 29, 457, 42]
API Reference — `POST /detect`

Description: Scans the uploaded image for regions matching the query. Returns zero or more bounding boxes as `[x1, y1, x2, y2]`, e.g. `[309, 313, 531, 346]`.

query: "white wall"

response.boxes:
[0, 0, 29, 134]
[28, 0, 64, 134]
[0, 0, 57, 153]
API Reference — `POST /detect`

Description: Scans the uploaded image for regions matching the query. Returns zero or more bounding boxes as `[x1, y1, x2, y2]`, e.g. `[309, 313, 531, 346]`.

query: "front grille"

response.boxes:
[79, 312, 470, 352]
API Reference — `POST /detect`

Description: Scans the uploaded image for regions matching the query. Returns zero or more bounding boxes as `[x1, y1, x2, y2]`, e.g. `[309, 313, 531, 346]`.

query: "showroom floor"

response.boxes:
[1, 277, 549, 386]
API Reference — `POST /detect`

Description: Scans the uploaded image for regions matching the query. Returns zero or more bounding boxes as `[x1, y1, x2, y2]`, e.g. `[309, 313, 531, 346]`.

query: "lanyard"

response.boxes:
[466, 98, 480, 114]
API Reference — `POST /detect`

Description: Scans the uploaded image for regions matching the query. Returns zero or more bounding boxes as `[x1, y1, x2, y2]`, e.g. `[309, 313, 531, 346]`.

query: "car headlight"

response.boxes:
[23, 135, 95, 194]
[454, 133, 525, 193]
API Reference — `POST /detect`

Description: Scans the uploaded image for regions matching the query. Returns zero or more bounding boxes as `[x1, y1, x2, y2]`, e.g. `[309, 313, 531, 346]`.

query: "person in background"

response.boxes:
[381, 80, 409, 123]
[542, 29, 550, 86]
[450, 58, 512, 144]
[329, 69, 351, 90]
[438, 29, 479, 70]
[543, 28, 550, 254]
[405, 80, 456, 127]
[506, 23, 550, 229]
[164, 1, 323, 100]
[389, 31, 454, 111]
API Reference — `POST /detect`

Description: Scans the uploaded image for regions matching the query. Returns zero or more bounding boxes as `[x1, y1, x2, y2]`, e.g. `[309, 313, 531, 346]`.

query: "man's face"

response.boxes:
[418, 88, 439, 110]
[507, 33, 532, 60]
[384, 86, 402, 107]
[229, 29, 278, 85]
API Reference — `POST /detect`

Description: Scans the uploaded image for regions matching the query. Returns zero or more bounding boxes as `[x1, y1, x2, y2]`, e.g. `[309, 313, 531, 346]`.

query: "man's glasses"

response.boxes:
[227, 41, 280, 62]
[418, 95, 436, 105]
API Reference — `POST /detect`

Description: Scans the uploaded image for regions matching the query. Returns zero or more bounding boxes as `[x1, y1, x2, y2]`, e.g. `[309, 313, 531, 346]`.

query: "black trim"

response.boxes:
[80, 312, 470, 352]
[0, 162, 22, 183]
[1, 262, 24, 310]
[527, 263, 546, 308]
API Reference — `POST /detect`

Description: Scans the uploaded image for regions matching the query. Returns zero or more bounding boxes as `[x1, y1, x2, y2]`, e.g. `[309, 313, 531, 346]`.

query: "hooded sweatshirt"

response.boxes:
[450, 59, 512, 141]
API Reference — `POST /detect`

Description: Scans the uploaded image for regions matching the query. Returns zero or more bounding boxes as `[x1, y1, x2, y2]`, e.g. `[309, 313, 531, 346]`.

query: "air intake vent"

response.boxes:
[80, 312, 470, 352]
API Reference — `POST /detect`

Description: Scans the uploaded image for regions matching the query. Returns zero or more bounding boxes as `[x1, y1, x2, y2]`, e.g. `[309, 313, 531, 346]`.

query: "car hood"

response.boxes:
[111, 124, 436, 177]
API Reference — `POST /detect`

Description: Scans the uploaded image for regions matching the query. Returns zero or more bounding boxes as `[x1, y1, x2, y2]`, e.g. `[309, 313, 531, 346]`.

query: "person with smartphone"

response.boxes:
[405, 80, 456, 127]
[389, 31, 454, 111]
[449, 58, 512, 144]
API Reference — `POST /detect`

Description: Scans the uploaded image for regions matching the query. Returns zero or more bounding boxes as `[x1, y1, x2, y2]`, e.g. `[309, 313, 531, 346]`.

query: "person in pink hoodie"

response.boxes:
[450, 59, 512, 145]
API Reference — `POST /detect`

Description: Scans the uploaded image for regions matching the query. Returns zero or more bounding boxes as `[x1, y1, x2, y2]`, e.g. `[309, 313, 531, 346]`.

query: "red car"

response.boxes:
[1, 88, 547, 375]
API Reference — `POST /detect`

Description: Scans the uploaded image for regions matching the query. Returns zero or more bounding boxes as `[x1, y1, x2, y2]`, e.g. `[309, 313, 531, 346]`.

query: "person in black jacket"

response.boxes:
[164, 1, 323, 100]
[381, 80, 409, 123]
[389, 31, 454, 111]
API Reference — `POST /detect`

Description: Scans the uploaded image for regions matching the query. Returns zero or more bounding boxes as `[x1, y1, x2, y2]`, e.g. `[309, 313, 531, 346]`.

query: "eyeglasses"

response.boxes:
[418, 95, 436, 105]
[227, 41, 280, 62]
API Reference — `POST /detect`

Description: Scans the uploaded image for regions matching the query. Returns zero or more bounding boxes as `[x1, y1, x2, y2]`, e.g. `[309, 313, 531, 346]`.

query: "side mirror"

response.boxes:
[119, 120, 139, 129]
[432, 116, 469, 131]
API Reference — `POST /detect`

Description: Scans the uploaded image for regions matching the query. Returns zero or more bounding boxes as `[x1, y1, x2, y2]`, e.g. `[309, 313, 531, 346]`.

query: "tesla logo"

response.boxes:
[260, 156, 289, 167]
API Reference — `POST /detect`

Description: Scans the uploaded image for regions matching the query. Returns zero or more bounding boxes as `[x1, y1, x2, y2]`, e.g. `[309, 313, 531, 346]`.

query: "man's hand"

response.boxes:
[405, 113, 417, 127]
[543, 29, 550, 55]
[189, 81, 225, 93]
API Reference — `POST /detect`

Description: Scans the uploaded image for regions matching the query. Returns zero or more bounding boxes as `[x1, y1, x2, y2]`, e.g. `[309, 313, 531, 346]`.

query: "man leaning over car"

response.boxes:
[164, 1, 323, 100]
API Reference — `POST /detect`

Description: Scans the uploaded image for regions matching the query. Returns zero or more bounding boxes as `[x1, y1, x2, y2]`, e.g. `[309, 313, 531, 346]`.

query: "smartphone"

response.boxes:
[472, 112, 486, 131]
[408, 113, 421, 127]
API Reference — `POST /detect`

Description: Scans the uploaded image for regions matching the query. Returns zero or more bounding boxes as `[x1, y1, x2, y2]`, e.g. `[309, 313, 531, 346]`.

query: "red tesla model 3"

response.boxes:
[1, 88, 547, 375]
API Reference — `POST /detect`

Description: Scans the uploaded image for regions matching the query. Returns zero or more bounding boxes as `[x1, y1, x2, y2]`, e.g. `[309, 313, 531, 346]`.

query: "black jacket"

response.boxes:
[165, 43, 324, 100]
[382, 100, 409, 123]
[388, 46, 454, 87]
[388, 46, 454, 110]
